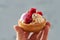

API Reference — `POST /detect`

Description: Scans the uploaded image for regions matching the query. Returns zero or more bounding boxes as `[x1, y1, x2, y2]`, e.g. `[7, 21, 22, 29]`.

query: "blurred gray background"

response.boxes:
[0, 0, 60, 40]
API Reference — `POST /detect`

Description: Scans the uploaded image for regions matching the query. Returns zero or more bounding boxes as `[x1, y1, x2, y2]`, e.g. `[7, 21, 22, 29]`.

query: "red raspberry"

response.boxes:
[36, 11, 43, 16]
[28, 8, 36, 15]
[24, 17, 32, 24]
[29, 8, 36, 13]
[22, 13, 32, 24]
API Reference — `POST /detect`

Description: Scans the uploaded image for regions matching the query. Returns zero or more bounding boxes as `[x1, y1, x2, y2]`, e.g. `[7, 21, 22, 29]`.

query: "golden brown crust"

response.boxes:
[18, 18, 46, 32]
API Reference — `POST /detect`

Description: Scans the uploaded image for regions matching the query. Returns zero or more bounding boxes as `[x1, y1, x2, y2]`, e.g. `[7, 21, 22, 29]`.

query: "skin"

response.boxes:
[14, 22, 50, 40]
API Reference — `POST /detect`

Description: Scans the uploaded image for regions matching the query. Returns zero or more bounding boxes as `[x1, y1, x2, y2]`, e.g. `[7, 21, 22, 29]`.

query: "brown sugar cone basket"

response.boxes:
[18, 18, 46, 32]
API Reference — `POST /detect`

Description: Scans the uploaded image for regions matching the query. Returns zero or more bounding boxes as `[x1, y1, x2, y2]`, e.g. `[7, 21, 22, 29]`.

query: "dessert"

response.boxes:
[18, 8, 46, 32]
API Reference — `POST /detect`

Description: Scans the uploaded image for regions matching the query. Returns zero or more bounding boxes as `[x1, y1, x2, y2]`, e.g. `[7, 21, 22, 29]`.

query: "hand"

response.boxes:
[14, 22, 50, 40]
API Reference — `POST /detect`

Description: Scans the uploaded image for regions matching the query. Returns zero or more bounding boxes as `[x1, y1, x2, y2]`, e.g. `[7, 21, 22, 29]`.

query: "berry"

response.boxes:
[21, 13, 32, 24]
[36, 11, 43, 16]
[28, 8, 36, 15]
[24, 17, 32, 24]
[29, 8, 36, 13]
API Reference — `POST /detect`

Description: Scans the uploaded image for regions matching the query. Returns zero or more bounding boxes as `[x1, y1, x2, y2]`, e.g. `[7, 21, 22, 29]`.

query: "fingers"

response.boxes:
[29, 32, 39, 40]
[24, 31, 30, 38]
[13, 22, 51, 40]
[35, 22, 50, 40]
[36, 30, 44, 40]
[29, 31, 42, 40]
[29, 22, 50, 40]
[41, 26, 49, 40]
[40, 22, 51, 40]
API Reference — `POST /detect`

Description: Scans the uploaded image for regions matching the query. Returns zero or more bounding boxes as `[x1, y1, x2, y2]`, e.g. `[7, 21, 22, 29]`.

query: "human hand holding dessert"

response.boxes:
[14, 8, 51, 40]
[14, 22, 50, 40]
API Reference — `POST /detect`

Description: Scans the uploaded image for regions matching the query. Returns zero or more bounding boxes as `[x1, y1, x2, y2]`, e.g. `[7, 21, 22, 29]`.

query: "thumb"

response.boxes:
[13, 25, 26, 40]
[13, 25, 24, 33]
[13, 25, 30, 40]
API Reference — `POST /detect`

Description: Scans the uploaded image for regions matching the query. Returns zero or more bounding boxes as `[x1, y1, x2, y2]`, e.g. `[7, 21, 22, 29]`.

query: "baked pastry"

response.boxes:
[18, 8, 46, 32]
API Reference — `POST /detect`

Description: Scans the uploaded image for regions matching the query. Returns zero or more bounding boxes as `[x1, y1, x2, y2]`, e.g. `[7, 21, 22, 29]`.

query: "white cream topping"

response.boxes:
[32, 13, 44, 23]
[20, 13, 26, 21]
